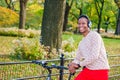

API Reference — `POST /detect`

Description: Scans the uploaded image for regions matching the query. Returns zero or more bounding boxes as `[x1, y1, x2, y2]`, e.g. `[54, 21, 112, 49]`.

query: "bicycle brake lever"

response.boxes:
[32, 60, 47, 66]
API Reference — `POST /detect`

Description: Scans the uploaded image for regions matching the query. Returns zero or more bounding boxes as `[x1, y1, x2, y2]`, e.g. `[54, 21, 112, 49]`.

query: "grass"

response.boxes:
[0, 34, 120, 80]
[0, 33, 120, 55]
[63, 34, 120, 55]
[0, 36, 18, 55]
[103, 38, 120, 54]
[62, 34, 82, 48]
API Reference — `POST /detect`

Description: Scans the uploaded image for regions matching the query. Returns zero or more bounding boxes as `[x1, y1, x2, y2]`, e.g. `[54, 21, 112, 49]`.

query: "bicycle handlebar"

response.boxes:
[32, 60, 47, 66]
[51, 64, 68, 70]
[32, 60, 68, 70]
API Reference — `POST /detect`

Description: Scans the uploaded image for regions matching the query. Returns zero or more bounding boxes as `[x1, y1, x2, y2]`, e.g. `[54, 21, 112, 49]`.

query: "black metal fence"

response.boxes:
[0, 54, 120, 80]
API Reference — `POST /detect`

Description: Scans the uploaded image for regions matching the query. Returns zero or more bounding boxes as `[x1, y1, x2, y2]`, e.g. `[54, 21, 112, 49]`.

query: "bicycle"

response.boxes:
[32, 54, 75, 80]
[32, 60, 71, 80]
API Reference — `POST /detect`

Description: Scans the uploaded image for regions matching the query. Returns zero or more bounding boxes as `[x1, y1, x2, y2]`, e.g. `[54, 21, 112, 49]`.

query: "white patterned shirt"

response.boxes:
[72, 31, 110, 70]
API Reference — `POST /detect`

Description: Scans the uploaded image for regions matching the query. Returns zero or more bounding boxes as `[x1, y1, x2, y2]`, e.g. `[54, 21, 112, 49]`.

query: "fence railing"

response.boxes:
[0, 54, 120, 80]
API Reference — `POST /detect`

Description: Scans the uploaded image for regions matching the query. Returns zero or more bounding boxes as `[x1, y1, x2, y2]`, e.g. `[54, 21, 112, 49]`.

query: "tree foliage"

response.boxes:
[114, 0, 120, 8]
[0, 0, 119, 34]
[26, 3, 44, 29]
[0, 0, 7, 7]
[67, 0, 117, 33]
[0, 6, 19, 27]
[5, 0, 15, 10]
[63, 0, 74, 31]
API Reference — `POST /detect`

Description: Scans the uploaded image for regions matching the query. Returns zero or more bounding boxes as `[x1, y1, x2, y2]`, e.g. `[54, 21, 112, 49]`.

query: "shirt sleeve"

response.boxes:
[72, 43, 82, 64]
[80, 32, 101, 66]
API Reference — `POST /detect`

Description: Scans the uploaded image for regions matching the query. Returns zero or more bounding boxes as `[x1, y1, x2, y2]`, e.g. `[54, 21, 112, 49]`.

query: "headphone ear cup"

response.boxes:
[88, 21, 92, 27]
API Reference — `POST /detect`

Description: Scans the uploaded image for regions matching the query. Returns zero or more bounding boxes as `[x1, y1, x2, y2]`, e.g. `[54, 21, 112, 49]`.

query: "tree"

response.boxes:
[63, 0, 74, 31]
[70, 0, 85, 33]
[41, 0, 66, 53]
[75, 0, 84, 16]
[102, 0, 117, 33]
[114, 0, 120, 35]
[5, 0, 14, 10]
[0, 0, 7, 7]
[94, 0, 105, 33]
[104, 17, 110, 32]
[19, 0, 28, 29]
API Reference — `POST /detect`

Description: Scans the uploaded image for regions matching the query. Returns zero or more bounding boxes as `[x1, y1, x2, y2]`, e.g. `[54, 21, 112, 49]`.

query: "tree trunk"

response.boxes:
[41, 0, 66, 52]
[115, 8, 120, 35]
[19, 0, 28, 29]
[63, 0, 73, 31]
[63, 3, 70, 31]
[94, 0, 104, 33]
[104, 17, 110, 33]
[114, 0, 120, 35]
[97, 15, 102, 33]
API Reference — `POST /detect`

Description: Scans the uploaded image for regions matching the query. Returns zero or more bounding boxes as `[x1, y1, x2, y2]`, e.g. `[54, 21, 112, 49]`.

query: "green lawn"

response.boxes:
[63, 34, 120, 55]
[0, 34, 120, 55]
[103, 38, 120, 54]
[0, 35, 120, 80]
[0, 36, 18, 55]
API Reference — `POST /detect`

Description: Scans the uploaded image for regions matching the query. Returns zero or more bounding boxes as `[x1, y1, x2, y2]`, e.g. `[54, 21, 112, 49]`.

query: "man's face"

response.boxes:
[78, 17, 89, 33]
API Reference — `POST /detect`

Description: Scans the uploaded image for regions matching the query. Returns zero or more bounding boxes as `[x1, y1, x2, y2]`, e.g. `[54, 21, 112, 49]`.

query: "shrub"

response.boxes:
[101, 33, 120, 39]
[0, 28, 40, 38]
[11, 38, 46, 60]
[62, 37, 76, 52]
[11, 38, 60, 60]
[0, 28, 18, 36]
[10, 37, 76, 60]
[0, 6, 19, 27]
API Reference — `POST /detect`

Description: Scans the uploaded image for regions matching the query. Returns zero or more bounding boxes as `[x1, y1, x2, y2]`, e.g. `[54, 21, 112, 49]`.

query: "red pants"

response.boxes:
[74, 68, 109, 80]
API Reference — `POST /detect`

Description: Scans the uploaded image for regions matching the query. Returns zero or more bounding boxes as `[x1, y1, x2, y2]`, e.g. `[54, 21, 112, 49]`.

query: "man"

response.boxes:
[68, 15, 110, 80]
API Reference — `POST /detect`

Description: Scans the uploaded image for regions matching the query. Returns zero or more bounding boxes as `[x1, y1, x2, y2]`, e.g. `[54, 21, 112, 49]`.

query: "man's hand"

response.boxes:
[68, 63, 80, 74]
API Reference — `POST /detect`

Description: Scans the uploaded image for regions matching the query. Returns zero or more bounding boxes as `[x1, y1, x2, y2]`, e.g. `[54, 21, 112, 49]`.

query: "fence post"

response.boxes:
[59, 54, 64, 80]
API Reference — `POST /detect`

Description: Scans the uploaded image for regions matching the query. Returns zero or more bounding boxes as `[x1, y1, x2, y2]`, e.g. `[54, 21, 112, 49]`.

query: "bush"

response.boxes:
[101, 33, 120, 39]
[11, 38, 60, 60]
[10, 37, 76, 60]
[0, 28, 40, 38]
[0, 6, 19, 27]
[62, 37, 76, 52]
[11, 38, 47, 60]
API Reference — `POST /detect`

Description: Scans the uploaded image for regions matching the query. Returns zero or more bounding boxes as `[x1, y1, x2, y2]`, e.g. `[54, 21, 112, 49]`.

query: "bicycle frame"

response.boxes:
[32, 60, 69, 80]
[32, 54, 71, 80]
[46, 68, 52, 80]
